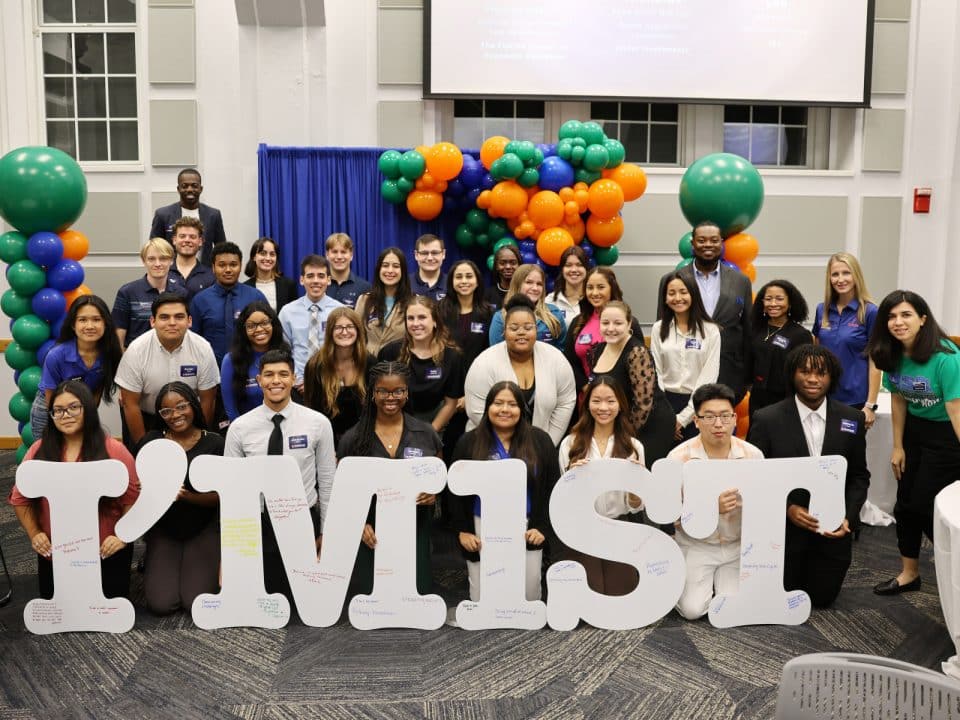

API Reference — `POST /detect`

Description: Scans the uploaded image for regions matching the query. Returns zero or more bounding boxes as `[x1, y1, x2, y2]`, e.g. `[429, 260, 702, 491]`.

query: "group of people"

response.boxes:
[9, 172, 960, 624]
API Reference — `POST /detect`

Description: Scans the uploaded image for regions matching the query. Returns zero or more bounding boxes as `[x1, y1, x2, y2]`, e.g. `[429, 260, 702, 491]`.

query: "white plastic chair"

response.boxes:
[776, 653, 960, 719]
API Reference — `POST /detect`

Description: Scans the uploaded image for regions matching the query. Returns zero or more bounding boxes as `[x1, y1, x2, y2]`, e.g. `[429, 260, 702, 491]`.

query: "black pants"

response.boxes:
[37, 543, 134, 600]
[261, 506, 321, 602]
[783, 521, 852, 608]
[665, 391, 697, 442]
[895, 413, 960, 558]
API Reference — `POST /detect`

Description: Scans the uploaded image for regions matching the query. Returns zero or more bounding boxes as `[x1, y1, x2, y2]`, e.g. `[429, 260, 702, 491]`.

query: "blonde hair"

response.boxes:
[822, 252, 872, 327]
[303, 307, 368, 418]
[503, 264, 562, 340]
[325, 232, 353, 252]
[140, 237, 174, 262]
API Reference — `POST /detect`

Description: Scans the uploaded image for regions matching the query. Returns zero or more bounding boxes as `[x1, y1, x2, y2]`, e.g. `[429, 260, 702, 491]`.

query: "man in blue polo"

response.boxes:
[410, 233, 447, 301]
[190, 242, 267, 365]
[279, 254, 343, 391]
[324, 232, 371, 309]
[112, 238, 187, 348]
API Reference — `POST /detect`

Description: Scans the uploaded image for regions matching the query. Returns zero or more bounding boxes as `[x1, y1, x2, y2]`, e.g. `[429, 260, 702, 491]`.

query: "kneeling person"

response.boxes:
[669, 383, 763, 620]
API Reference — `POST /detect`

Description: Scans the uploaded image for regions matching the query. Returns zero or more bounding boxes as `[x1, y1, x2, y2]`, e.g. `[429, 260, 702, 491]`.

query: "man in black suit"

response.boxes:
[657, 220, 752, 401]
[149, 168, 227, 265]
[747, 344, 870, 608]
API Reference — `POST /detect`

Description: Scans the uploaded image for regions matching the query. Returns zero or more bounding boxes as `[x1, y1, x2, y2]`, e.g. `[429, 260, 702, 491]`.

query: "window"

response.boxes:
[453, 100, 545, 149]
[39, 0, 139, 163]
[723, 105, 808, 167]
[590, 102, 680, 165]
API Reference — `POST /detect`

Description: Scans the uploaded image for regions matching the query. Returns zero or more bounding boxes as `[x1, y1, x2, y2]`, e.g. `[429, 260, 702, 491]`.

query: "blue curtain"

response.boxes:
[257, 145, 469, 283]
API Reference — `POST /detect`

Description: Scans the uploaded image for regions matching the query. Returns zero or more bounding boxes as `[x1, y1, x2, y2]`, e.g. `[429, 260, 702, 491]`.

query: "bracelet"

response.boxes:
[863, 403, 878, 412]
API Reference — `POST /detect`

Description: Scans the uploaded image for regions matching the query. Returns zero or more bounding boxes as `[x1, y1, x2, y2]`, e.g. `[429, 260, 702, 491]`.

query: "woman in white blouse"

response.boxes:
[558, 376, 644, 595]
[650, 271, 720, 443]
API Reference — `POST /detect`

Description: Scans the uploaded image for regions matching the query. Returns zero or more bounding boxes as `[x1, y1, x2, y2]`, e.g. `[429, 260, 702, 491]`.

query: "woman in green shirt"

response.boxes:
[868, 290, 960, 595]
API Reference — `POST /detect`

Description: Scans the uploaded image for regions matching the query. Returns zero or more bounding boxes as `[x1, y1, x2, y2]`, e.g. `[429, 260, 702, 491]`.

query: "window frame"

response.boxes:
[451, 99, 546, 149]
[589, 101, 684, 167]
[720, 104, 831, 170]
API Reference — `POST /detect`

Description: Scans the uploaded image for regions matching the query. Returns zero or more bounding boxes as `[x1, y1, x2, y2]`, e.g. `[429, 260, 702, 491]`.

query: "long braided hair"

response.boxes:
[351, 361, 411, 456]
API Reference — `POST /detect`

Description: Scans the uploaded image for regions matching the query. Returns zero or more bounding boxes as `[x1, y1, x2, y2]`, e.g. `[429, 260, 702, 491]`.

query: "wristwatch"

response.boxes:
[863, 403, 879, 411]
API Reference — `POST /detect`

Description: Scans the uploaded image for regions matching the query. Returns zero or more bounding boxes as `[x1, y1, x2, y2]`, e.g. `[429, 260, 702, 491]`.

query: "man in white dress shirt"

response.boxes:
[224, 347, 337, 599]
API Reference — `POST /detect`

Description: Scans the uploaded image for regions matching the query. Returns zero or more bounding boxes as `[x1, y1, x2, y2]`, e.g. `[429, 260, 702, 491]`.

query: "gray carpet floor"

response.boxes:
[0, 450, 952, 720]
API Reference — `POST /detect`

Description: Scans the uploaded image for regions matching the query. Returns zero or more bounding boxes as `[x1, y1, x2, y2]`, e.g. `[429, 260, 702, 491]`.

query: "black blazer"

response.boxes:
[746, 397, 870, 530]
[149, 202, 227, 266]
[243, 275, 299, 313]
[657, 263, 752, 399]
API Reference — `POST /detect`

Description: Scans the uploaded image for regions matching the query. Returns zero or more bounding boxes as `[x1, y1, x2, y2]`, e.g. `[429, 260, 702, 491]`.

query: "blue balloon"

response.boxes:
[13, 371, 21, 384]
[442, 196, 459, 213]
[580, 240, 595, 259]
[534, 258, 548, 271]
[538, 156, 576, 192]
[722, 260, 739, 271]
[51, 315, 65, 339]
[26, 231, 65, 268]
[466, 188, 482, 206]
[459, 162, 484, 190]
[17, 421, 25, 434]
[445, 178, 465, 198]
[36, 338, 57, 365]
[536, 143, 557, 158]
[520, 251, 537, 264]
[31, 287, 67, 322]
[545, 276, 556, 293]
[45, 259, 84, 291]
[481, 172, 496, 190]
[518, 240, 536, 253]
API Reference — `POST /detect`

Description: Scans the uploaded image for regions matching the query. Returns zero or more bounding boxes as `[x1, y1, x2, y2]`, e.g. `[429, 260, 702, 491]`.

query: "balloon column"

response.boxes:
[377, 121, 648, 273]
[0, 146, 91, 463]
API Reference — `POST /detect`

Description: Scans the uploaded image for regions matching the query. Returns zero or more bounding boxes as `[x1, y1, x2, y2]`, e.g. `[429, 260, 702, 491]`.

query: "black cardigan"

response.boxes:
[243, 275, 299, 313]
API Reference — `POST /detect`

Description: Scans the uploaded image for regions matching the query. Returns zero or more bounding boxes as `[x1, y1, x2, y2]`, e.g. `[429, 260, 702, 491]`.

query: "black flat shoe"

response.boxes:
[873, 576, 921, 595]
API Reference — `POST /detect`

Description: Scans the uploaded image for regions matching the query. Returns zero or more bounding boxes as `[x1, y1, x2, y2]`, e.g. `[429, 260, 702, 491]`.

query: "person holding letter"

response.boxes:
[669, 383, 763, 620]
[747, 345, 869, 607]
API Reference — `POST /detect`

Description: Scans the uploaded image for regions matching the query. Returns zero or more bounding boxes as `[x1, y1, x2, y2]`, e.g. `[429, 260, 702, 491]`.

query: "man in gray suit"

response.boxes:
[657, 220, 753, 401]
[149, 168, 227, 266]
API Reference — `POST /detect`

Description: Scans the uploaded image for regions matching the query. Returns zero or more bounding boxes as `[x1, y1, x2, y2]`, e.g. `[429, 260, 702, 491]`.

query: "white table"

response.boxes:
[934, 481, 960, 678]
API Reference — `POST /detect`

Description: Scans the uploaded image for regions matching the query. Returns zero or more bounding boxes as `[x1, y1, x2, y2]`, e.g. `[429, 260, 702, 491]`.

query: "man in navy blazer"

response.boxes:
[149, 168, 227, 266]
[657, 221, 752, 401]
[747, 344, 870, 608]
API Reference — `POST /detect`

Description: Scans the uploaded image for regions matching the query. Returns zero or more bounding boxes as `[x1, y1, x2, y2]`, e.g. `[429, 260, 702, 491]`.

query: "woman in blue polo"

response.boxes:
[813, 252, 880, 427]
[31, 295, 123, 436]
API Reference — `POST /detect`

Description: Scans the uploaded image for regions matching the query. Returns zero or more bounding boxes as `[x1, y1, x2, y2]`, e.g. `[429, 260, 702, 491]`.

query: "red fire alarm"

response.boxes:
[914, 187, 932, 213]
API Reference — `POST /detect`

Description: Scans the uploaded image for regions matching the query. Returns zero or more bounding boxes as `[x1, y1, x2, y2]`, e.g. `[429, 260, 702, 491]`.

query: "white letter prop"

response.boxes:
[680, 456, 847, 628]
[447, 459, 546, 630]
[16, 459, 135, 634]
[546, 458, 685, 631]
[346, 456, 448, 631]
[115, 439, 186, 541]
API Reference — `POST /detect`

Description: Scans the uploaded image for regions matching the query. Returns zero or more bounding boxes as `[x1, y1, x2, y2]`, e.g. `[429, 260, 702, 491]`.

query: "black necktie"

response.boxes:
[268, 413, 284, 455]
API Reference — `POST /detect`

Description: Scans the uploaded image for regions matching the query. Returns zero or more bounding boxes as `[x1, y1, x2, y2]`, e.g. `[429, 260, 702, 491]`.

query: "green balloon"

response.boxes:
[398, 150, 426, 181]
[377, 150, 403, 179]
[0, 231, 28, 263]
[678, 232, 694, 259]
[557, 139, 574, 161]
[396, 177, 414, 194]
[15, 443, 28, 464]
[679, 152, 765, 236]
[0, 146, 87, 236]
[17, 365, 42, 399]
[558, 120, 584, 140]
[492, 153, 523, 180]
[593, 244, 620, 266]
[487, 219, 508, 242]
[9, 392, 32, 423]
[7, 259, 47, 296]
[571, 138, 587, 148]
[12, 314, 51, 350]
[580, 121, 606, 146]
[486, 254, 496, 272]
[506, 140, 536, 165]
[380, 179, 406, 205]
[20, 423, 34, 447]
[582, 144, 610, 172]
[1, 289, 34, 319]
[465, 209, 489, 234]
[575, 168, 601, 185]
[475, 233, 490, 248]
[604, 139, 626, 168]
[570, 146, 586, 166]
[5, 341, 37, 371]
[676, 257, 694, 270]
[517, 168, 540, 188]
[492, 237, 518, 254]
[455, 224, 476, 248]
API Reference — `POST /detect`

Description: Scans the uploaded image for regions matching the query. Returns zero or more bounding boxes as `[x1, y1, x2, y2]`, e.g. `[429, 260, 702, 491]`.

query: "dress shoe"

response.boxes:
[873, 576, 921, 595]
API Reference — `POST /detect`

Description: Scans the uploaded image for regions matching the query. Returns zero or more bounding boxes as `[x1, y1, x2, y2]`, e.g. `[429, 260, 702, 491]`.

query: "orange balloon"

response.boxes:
[609, 163, 647, 201]
[563, 217, 586, 243]
[558, 187, 575, 203]
[526, 191, 564, 229]
[489, 181, 528, 218]
[536, 227, 575, 266]
[476, 190, 492, 210]
[59, 229, 89, 261]
[435, 179, 448, 193]
[525, 185, 541, 198]
[406, 190, 443, 221]
[516, 220, 536, 239]
[63, 284, 93, 309]
[420, 172, 436, 189]
[734, 392, 750, 439]
[586, 214, 624, 248]
[587, 179, 625, 219]
[573, 182, 589, 192]
[723, 233, 760, 266]
[506, 217, 520, 231]
[415, 145, 431, 156]
[574, 189, 590, 213]
[425, 142, 464, 181]
[414, 179, 427, 191]
[743, 262, 757, 283]
[480, 136, 510, 170]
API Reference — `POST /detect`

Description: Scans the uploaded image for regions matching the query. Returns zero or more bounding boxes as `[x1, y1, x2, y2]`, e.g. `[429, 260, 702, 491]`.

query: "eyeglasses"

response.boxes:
[50, 402, 83, 419]
[159, 401, 192, 419]
[244, 320, 272, 331]
[416, 250, 443, 257]
[374, 388, 407, 398]
[332, 324, 356, 334]
[696, 412, 736, 424]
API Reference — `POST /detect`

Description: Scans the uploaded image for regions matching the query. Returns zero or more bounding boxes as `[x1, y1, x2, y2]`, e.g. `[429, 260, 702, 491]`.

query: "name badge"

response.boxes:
[245, 377, 258, 388]
[470, 322, 485, 334]
[771, 335, 790, 350]
[684, 338, 701, 351]
[436, 292, 447, 301]
[403, 447, 424, 458]
[234, 310, 241, 319]
[288, 435, 308, 449]
[577, 333, 593, 345]
[180, 365, 198, 377]
[425, 367, 442, 380]
[840, 419, 858, 434]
